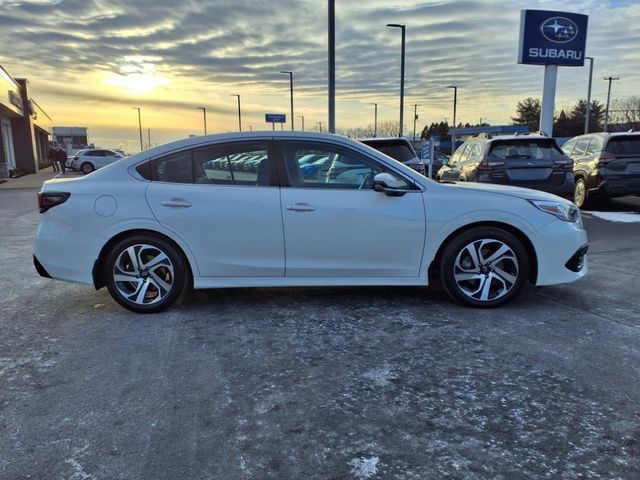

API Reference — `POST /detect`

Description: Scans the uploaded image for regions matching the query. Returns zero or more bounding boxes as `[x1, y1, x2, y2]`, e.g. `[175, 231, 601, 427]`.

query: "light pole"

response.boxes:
[412, 104, 421, 142]
[298, 115, 305, 131]
[147, 128, 151, 149]
[369, 103, 378, 137]
[387, 23, 406, 138]
[197, 107, 207, 135]
[328, 0, 335, 133]
[231, 94, 242, 132]
[603, 76, 619, 132]
[280, 71, 294, 130]
[447, 85, 458, 153]
[584, 57, 594, 134]
[132, 107, 143, 152]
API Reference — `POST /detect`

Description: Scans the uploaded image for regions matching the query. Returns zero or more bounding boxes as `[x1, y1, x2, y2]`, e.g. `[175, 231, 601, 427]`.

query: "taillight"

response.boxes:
[554, 158, 574, 170]
[596, 155, 616, 168]
[477, 159, 505, 171]
[38, 191, 70, 213]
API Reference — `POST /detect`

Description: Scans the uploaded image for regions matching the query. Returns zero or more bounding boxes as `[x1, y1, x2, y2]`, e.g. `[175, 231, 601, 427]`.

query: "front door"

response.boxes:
[278, 141, 425, 277]
[145, 140, 285, 277]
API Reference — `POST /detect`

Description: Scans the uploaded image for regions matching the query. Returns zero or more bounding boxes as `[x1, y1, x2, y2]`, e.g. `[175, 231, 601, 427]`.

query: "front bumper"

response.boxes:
[528, 218, 588, 286]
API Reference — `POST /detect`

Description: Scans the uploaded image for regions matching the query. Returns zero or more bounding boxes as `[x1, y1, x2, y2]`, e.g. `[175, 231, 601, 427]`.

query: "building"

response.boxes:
[52, 127, 91, 155]
[0, 65, 52, 178]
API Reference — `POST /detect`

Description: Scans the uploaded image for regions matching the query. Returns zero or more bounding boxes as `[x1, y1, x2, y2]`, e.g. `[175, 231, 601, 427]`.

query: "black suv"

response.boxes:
[436, 133, 574, 199]
[360, 138, 426, 176]
[562, 132, 640, 208]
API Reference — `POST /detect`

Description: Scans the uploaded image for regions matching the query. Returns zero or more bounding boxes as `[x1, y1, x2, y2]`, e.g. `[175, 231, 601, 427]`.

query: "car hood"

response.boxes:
[440, 181, 574, 205]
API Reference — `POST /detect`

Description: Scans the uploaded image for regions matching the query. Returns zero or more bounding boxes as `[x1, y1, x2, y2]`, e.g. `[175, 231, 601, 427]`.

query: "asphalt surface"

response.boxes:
[1, 188, 640, 479]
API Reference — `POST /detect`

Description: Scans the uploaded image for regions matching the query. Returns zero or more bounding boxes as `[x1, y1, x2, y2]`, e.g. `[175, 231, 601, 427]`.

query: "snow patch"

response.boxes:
[585, 211, 640, 223]
[362, 366, 395, 386]
[349, 456, 379, 479]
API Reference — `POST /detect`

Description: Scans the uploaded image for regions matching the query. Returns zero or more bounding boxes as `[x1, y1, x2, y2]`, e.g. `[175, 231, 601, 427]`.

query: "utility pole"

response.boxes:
[231, 94, 242, 131]
[280, 71, 294, 130]
[147, 128, 151, 149]
[412, 104, 421, 142]
[584, 57, 594, 134]
[603, 76, 620, 132]
[318, 121, 323, 132]
[447, 86, 458, 153]
[328, 0, 335, 133]
[298, 115, 305, 131]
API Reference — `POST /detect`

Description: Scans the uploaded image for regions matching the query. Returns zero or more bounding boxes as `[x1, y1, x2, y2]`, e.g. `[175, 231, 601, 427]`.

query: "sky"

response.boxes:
[0, 0, 638, 152]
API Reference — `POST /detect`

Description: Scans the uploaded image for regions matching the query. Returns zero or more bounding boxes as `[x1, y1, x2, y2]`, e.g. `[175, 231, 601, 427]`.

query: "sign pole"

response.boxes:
[540, 64, 557, 136]
[428, 139, 435, 179]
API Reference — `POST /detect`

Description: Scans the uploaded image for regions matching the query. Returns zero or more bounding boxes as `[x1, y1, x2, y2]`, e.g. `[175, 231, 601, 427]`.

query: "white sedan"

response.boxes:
[33, 132, 588, 313]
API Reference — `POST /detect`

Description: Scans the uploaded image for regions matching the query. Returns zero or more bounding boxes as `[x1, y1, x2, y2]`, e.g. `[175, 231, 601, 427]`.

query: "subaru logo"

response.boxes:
[540, 17, 578, 43]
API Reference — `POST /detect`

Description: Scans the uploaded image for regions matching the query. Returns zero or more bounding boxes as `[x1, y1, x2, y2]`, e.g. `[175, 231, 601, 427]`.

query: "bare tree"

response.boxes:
[609, 96, 640, 131]
[336, 121, 401, 139]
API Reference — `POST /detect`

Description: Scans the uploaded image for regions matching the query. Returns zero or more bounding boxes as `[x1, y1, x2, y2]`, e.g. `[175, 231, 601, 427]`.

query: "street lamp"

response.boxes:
[280, 71, 294, 130]
[132, 107, 143, 152]
[447, 85, 458, 153]
[369, 103, 378, 137]
[603, 76, 619, 132]
[196, 107, 207, 135]
[584, 57, 594, 134]
[297, 115, 305, 131]
[387, 23, 406, 138]
[231, 94, 242, 132]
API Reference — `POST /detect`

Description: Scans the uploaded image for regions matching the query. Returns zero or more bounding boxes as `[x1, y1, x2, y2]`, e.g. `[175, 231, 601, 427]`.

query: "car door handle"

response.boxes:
[161, 198, 192, 208]
[286, 202, 316, 212]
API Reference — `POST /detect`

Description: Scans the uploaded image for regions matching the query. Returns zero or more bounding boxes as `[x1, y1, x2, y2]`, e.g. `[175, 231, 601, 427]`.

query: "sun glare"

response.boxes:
[104, 58, 169, 95]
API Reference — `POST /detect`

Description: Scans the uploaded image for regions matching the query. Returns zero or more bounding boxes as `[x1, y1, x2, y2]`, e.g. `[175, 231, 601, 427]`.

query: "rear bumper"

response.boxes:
[593, 176, 640, 198]
[479, 173, 574, 199]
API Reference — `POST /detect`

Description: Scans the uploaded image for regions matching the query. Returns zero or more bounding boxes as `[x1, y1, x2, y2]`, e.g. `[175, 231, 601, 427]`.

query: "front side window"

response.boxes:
[585, 137, 602, 155]
[572, 138, 591, 157]
[282, 142, 411, 190]
[561, 138, 578, 156]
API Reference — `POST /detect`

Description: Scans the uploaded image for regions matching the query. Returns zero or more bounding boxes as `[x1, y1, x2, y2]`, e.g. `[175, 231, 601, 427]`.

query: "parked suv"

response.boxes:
[562, 131, 640, 208]
[71, 149, 125, 174]
[436, 133, 574, 199]
[360, 138, 426, 176]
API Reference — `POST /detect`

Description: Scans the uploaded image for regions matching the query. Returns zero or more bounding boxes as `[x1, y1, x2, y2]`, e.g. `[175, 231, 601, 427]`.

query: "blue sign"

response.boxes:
[518, 10, 588, 67]
[265, 113, 286, 123]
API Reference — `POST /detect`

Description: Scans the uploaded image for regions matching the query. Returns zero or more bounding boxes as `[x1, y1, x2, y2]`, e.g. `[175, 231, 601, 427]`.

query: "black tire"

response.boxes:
[81, 162, 95, 174]
[103, 234, 188, 313]
[440, 227, 529, 308]
[574, 177, 589, 209]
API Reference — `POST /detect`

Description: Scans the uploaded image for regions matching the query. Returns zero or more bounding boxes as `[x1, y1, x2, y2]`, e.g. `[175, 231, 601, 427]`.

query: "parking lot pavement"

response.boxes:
[1, 189, 640, 479]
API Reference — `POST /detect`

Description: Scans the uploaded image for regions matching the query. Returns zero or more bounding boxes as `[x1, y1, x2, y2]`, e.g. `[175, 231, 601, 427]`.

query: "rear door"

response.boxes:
[145, 140, 285, 277]
[488, 139, 568, 188]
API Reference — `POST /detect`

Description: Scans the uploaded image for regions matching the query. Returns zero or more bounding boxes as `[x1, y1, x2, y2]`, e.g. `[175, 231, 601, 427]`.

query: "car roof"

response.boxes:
[359, 137, 412, 145]
[485, 135, 554, 143]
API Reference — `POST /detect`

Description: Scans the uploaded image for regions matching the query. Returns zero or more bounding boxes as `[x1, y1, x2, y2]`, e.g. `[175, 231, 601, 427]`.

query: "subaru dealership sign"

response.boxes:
[518, 10, 588, 66]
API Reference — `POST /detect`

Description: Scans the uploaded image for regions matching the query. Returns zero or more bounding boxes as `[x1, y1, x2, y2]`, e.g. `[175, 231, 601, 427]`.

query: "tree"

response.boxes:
[512, 97, 541, 131]
[554, 110, 573, 137]
[609, 96, 640, 131]
[570, 100, 605, 133]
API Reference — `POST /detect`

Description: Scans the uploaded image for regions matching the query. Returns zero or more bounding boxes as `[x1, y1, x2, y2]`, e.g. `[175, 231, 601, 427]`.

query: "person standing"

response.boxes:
[48, 143, 59, 172]
[56, 147, 67, 174]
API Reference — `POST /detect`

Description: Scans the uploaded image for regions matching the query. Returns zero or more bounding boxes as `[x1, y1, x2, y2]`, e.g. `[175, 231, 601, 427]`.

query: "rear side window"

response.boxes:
[157, 151, 193, 183]
[606, 136, 640, 155]
[490, 140, 562, 160]
[585, 137, 602, 155]
[571, 138, 591, 157]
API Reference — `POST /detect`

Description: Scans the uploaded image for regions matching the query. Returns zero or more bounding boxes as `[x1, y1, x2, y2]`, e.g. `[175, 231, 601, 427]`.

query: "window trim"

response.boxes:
[275, 139, 420, 192]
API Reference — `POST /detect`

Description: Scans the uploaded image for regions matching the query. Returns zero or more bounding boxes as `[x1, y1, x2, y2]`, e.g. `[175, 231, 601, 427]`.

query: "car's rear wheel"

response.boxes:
[80, 162, 95, 174]
[104, 235, 187, 313]
[440, 227, 529, 308]
[574, 177, 589, 208]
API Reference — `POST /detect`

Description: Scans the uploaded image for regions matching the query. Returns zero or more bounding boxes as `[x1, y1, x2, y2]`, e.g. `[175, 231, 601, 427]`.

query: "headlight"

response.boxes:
[528, 200, 581, 223]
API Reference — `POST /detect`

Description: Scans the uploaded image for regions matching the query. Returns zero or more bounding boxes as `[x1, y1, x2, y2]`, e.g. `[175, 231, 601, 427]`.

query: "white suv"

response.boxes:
[71, 149, 125, 174]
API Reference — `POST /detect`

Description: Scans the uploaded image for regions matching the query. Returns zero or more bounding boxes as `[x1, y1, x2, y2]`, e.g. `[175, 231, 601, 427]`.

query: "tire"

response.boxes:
[81, 162, 95, 174]
[103, 234, 188, 313]
[573, 177, 589, 209]
[440, 227, 529, 308]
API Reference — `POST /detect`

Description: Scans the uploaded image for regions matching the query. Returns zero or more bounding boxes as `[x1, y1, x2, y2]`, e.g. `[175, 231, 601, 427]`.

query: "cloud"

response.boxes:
[1, 0, 638, 146]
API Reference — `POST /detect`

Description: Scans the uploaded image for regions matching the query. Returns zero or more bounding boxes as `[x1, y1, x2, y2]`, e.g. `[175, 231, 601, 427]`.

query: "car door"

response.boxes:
[277, 140, 425, 277]
[145, 140, 285, 277]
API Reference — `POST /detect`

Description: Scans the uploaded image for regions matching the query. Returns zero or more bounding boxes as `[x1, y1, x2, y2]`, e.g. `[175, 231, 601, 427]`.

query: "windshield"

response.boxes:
[490, 140, 562, 160]
[606, 136, 640, 155]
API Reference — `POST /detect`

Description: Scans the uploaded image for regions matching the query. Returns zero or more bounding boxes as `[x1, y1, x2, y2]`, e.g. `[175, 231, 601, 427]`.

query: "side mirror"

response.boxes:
[373, 172, 411, 197]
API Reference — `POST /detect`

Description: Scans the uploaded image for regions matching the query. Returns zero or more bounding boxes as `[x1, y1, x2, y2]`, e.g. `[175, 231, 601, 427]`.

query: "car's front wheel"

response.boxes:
[103, 235, 188, 313]
[80, 162, 95, 174]
[440, 227, 529, 308]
